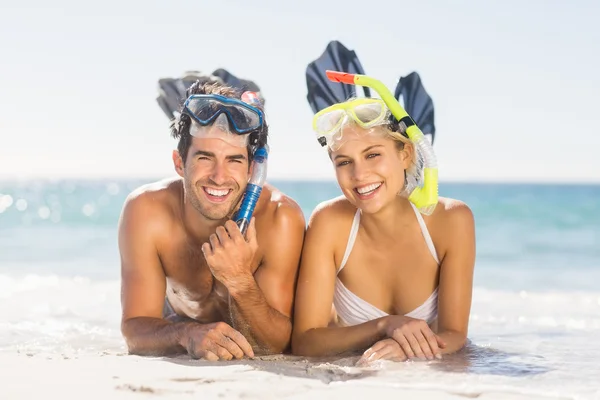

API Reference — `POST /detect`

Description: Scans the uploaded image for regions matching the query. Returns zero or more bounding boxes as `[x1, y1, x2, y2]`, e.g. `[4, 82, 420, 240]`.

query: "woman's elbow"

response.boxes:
[291, 330, 313, 356]
[440, 329, 468, 354]
[290, 331, 304, 355]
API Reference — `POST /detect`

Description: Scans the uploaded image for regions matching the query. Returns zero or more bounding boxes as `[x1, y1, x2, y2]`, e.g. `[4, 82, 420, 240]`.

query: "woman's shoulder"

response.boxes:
[434, 197, 473, 216]
[428, 197, 476, 246]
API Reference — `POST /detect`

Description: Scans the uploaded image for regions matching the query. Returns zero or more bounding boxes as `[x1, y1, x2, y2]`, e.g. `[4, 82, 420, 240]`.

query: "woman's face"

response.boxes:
[330, 125, 411, 214]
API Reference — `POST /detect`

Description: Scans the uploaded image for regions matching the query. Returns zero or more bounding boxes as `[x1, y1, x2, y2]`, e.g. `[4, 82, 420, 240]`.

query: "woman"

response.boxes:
[291, 96, 476, 364]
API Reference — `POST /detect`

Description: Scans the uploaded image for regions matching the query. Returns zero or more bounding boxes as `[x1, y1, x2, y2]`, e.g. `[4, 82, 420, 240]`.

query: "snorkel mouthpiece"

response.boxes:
[325, 70, 439, 215]
[325, 71, 356, 84]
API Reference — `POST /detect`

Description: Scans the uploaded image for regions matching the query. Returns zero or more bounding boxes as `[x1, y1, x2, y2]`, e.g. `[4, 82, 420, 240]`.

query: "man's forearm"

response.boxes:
[121, 316, 191, 356]
[227, 278, 291, 355]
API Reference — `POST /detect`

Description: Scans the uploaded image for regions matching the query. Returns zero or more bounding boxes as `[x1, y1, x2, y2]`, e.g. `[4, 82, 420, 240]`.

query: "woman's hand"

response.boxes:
[356, 338, 407, 365]
[383, 315, 446, 360]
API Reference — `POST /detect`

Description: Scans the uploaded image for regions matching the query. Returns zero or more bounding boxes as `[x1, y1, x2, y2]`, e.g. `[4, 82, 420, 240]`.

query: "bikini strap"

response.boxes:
[410, 203, 440, 264]
[338, 209, 361, 273]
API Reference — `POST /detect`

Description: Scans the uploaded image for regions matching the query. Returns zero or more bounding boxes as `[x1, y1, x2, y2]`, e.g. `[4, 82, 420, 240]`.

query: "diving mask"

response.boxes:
[183, 93, 264, 147]
[313, 98, 392, 151]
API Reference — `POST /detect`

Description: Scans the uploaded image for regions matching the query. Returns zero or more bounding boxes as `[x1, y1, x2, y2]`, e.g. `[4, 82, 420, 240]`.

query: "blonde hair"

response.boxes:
[375, 120, 420, 184]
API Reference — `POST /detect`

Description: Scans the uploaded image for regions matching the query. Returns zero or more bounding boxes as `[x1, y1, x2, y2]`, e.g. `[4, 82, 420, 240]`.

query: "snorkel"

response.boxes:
[234, 145, 269, 235]
[233, 91, 269, 235]
[325, 71, 439, 215]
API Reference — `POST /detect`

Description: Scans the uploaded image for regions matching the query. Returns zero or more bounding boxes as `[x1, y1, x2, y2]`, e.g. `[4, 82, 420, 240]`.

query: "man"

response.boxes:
[118, 80, 306, 361]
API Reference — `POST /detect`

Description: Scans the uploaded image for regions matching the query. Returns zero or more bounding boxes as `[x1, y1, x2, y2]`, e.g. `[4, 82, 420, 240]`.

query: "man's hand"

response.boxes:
[181, 321, 255, 360]
[201, 218, 259, 290]
[383, 315, 446, 361]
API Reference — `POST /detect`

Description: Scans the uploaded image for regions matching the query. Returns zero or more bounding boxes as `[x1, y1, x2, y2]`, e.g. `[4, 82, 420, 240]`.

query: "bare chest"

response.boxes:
[160, 239, 231, 323]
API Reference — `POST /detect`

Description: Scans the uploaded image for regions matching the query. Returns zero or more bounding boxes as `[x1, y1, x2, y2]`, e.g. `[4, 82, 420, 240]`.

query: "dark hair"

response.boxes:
[170, 80, 269, 164]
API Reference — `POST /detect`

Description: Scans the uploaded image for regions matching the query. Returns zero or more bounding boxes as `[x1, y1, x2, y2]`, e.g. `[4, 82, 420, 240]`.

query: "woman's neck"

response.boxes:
[359, 196, 416, 239]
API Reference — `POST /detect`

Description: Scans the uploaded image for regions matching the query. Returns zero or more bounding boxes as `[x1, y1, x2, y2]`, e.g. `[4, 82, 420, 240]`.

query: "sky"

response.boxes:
[0, 0, 599, 183]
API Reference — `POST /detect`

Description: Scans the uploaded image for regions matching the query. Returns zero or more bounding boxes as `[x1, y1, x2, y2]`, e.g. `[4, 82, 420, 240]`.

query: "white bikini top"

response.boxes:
[333, 203, 440, 327]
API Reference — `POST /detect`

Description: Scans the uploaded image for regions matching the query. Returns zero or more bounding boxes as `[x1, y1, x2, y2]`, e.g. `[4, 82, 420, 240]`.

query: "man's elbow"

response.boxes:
[124, 340, 146, 356]
[122, 335, 144, 356]
[120, 331, 165, 357]
[120, 319, 143, 355]
[256, 330, 292, 356]
[259, 341, 288, 356]
[120, 317, 156, 356]
[274, 334, 293, 355]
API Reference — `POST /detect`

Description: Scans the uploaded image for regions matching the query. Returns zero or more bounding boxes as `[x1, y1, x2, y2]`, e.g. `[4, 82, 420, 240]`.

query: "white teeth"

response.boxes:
[356, 183, 382, 195]
[205, 188, 230, 197]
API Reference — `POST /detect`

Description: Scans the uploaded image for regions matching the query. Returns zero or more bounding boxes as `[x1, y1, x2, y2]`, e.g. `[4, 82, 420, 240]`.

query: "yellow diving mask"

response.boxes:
[313, 98, 393, 151]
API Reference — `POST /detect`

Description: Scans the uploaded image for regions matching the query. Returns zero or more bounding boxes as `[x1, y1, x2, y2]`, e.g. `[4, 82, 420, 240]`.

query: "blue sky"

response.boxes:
[1, 0, 598, 182]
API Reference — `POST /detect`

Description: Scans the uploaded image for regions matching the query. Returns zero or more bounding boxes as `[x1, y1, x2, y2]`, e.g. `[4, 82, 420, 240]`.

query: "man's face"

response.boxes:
[178, 136, 250, 221]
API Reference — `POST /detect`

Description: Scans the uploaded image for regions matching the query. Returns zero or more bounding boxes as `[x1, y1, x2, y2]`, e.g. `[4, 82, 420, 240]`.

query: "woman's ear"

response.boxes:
[398, 142, 415, 169]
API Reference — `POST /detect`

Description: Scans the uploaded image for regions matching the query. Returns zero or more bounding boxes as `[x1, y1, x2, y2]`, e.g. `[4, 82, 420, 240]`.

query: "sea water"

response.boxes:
[1, 179, 599, 398]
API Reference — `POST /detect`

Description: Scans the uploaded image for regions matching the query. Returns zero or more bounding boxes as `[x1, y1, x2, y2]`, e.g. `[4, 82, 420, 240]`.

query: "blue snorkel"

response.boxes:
[234, 145, 269, 235]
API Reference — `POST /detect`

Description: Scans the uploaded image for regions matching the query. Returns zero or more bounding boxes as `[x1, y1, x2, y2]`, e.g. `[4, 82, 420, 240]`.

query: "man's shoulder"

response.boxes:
[124, 177, 181, 204]
[258, 183, 306, 235]
[254, 184, 306, 270]
[120, 177, 182, 227]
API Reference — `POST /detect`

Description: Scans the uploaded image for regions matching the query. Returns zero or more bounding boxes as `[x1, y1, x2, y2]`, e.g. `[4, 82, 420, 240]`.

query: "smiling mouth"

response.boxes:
[354, 182, 382, 199]
[202, 187, 233, 203]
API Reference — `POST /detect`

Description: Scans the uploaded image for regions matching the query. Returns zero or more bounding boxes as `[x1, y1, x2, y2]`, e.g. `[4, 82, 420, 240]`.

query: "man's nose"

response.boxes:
[209, 163, 228, 185]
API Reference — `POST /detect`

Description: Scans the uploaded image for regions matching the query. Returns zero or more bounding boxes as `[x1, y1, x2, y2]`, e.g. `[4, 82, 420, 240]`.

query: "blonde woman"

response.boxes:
[291, 94, 476, 364]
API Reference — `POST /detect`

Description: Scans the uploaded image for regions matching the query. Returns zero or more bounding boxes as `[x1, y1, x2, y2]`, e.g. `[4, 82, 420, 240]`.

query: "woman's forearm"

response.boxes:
[292, 317, 388, 357]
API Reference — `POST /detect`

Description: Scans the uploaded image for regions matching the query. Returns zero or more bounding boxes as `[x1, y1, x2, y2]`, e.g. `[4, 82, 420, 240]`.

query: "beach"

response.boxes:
[4, 350, 576, 400]
[1, 179, 599, 399]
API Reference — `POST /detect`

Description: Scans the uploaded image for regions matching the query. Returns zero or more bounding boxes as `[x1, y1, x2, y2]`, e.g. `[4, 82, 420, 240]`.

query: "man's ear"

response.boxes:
[172, 150, 184, 177]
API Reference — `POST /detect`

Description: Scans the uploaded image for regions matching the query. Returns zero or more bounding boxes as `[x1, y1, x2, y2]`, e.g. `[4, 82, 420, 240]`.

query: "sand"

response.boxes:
[2, 350, 570, 400]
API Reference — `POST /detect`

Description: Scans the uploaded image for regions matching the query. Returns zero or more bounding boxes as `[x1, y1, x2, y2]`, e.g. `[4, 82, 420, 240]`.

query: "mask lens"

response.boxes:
[222, 103, 260, 131]
[186, 98, 219, 123]
[315, 109, 345, 135]
[353, 102, 386, 126]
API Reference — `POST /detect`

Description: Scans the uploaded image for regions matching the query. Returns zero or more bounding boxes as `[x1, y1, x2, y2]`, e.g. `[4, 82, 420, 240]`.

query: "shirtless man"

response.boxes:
[118, 81, 306, 361]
